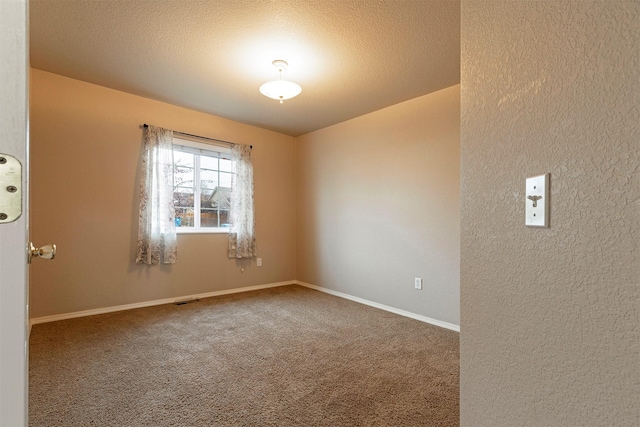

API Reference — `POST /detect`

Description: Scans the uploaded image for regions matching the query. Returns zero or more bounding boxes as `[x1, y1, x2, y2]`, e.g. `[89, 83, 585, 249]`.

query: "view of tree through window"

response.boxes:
[173, 147, 233, 231]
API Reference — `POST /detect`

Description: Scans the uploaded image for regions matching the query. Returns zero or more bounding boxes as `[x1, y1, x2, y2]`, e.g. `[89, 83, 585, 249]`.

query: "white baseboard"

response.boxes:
[294, 280, 460, 332]
[29, 280, 460, 333]
[29, 280, 295, 326]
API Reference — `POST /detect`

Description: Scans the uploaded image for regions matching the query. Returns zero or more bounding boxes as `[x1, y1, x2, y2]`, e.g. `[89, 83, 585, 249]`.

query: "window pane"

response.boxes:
[200, 209, 230, 228]
[209, 187, 230, 210]
[220, 158, 232, 172]
[219, 172, 232, 188]
[174, 207, 194, 227]
[174, 166, 194, 188]
[174, 151, 194, 168]
[200, 208, 218, 228]
[219, 210, 230, 227]
[200, 169, 218, 190]
[200, 155, 218, 170]
[200, 189, 213, 208]
[174, 187, 194, 208]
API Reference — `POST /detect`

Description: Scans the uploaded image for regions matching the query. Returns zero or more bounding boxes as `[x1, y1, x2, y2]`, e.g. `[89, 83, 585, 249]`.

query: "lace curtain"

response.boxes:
[228, 143, 257, 258]
[136, 125, 178, 265]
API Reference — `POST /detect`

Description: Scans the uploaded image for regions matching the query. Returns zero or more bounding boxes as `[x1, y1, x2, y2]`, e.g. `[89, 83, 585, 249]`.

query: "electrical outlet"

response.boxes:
[257, 258, 262, 267]
[414, 277, 422, 290]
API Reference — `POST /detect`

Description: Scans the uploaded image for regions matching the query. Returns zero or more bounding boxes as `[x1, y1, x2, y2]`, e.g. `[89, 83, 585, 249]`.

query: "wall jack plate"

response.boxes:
[526, 173, 549, 227]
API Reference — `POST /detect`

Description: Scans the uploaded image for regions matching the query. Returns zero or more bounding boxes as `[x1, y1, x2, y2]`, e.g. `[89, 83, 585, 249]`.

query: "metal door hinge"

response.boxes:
[0, 154, 22, 223]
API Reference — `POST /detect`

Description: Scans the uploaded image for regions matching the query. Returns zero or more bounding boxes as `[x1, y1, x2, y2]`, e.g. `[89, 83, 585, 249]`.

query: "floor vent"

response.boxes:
[174, 298, 200, 306]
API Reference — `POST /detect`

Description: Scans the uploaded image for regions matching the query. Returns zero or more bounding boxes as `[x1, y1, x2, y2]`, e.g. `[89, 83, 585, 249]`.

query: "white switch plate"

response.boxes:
[257, 258, 262, 267]
[414, 277, 422, 290]
[526, 173, 549, 227]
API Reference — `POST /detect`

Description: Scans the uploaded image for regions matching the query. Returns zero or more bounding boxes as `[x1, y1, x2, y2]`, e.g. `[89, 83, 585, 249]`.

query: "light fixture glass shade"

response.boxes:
[259, 80, 302, 102]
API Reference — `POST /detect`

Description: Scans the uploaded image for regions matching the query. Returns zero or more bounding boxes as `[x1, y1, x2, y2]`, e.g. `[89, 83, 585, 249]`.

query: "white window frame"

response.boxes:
[172, 135, 233, 234]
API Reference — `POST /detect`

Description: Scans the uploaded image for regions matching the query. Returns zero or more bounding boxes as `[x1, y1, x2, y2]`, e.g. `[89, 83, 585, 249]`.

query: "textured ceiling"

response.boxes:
[30, 0, 460, 136]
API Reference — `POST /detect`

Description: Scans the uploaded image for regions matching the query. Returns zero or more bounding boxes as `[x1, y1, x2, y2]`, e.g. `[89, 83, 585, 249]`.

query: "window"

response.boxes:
[172, 136, 234, 233]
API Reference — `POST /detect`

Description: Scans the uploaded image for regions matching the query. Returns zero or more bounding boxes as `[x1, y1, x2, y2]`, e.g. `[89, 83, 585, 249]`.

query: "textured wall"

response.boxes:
[297, 85, 460, 326]
[30, 69, 297, 318]
[460, 1, 639, 425]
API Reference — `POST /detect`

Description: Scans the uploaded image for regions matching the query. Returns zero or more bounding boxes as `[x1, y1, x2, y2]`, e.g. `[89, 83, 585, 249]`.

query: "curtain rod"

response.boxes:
[143, 124, 252, 149]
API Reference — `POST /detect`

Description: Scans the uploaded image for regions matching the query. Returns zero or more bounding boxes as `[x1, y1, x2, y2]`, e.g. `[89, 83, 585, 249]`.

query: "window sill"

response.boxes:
[176, 228, 230, 235]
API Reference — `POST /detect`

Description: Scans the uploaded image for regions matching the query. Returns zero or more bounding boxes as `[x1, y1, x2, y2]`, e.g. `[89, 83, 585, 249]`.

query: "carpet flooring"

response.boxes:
[29, 285, 459, 426]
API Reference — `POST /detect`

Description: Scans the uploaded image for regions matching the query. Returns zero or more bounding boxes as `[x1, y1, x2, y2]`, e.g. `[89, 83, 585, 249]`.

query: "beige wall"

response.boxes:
[461, 1, 639, 425]
[296, 85, 460, 326]
[30, 70, 461, 326]
[29, 69, 297, 318]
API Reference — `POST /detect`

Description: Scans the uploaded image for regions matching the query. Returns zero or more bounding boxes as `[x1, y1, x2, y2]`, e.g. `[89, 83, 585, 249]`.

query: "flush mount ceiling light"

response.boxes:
[259, 60, 302, 104]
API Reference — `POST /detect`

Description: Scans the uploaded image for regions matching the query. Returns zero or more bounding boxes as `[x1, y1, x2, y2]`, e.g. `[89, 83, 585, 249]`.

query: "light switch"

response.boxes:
[526, 173, 549, 227]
